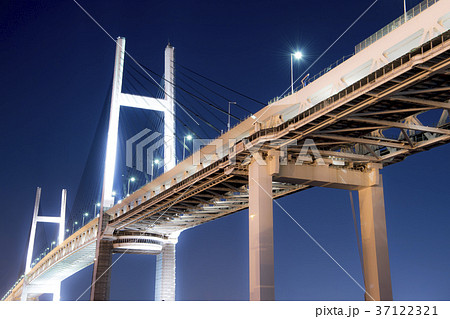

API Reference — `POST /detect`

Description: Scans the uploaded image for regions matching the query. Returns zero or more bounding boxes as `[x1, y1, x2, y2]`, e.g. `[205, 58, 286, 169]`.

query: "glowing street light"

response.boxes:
[152, 159, 160, 181]
[82, 212, 89, 225]
[72, 221, 78, 233]
[51, 241, 56, 250]
[291, 51, 303, 94]
[94, 202, 101, 216]
[183, 134, 193, 160]
[127, 177, 136, 196]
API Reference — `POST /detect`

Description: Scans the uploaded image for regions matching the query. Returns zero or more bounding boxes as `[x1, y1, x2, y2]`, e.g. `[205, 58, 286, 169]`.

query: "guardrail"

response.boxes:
[355, 0, 439, 54]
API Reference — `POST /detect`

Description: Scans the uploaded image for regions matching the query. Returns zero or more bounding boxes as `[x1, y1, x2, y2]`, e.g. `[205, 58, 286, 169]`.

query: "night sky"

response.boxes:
[1, 0, 449, 301]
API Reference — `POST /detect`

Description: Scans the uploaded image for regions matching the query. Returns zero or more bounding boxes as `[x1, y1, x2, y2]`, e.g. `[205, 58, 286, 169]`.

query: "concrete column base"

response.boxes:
[248, 159, 275, 301]
[90, 240, 113, 301]
[155, 242, 177, 301]
[358, 175, 393, 301]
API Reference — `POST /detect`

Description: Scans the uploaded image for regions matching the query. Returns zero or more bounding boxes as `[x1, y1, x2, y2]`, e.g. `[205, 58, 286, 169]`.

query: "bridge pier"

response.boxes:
[248, 158, 275, 301]
[90, 240, 113, 301]
[271, 160, 392, 300]
[90, 214, 113, 301]
[358, 175, 393, 301]
[155, 237, 178, 301]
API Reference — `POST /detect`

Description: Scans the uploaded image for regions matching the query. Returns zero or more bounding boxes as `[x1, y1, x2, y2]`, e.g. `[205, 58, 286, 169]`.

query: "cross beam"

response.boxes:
[272, 162, 380, 190]
[102, 38, 176, 208]
[346, 117, 450, 135]
[387, 96, 450, 110]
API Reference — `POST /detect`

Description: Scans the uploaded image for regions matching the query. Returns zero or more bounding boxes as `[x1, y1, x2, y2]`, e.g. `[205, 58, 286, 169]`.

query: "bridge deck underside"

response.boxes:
[106, 31, 450, 239]
[4, 28, 450, 304]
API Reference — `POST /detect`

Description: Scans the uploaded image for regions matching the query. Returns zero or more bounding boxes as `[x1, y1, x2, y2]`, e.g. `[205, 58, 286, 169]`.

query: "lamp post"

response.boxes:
[82, 212, 89, 226]
[291, 51, 303, 94]
[183, 134, 193, 160]
[94, 202, 101, 216]
[51, 241, 56, 250]
[72, 221, 78, 233]
[228, 102, 236, 131]
[127, 177, 136, 196]
[152, 159, 160, 181]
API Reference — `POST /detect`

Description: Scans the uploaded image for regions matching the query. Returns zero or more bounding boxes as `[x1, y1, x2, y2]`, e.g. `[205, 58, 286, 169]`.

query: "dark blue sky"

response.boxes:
[1, 0, 449, 301]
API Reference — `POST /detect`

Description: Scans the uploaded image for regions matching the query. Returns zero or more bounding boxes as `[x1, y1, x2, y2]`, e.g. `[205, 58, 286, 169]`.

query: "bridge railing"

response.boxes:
[255, 31, 450, 143]
[26, 218, 99, 284]
[268, 54, 354, 105]
[1, 275, 25, 301]
[355, 0, 439, 54]
[111, 31, 450, 224]
[268, 0, 441, 106]
[1, 217, 100, 301]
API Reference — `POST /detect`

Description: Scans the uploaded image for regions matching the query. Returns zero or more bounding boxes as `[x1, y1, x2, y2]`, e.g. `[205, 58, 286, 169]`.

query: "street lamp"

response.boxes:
[51, 241, 56, 250]
[94, 202, 100, 215]
[183, 134, 193, 160]
[152, 159, 160, 181]
[291, 51, 303, 94]
[228, 102, 237, 131]
[72, 221, 78, 233]
[127, 177, 136, 196]
[82, 212, 89, 225]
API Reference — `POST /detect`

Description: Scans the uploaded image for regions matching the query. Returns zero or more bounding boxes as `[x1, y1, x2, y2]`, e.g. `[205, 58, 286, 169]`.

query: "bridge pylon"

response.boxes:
[102, 37, 176, 209]
[91, 39, 179, 301]
[22, 188, 67, 301]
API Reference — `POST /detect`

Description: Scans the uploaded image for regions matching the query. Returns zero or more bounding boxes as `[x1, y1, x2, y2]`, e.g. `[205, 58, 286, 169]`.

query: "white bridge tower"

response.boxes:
[102, 37, 176, 208]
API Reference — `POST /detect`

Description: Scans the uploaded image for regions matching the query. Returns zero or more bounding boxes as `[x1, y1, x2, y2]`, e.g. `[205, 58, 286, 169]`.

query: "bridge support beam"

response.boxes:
[358, 175, 393, 301]
[270, 159, 392, 300]
[155, 240, 177, 301]
[90, 214, 113, 301]
[90, 240, 113, 301]
[248, 158, 275, 301]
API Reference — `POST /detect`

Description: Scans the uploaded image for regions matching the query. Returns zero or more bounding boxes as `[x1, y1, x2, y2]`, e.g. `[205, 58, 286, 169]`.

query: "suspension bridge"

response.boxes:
[2, 0, 450, 301]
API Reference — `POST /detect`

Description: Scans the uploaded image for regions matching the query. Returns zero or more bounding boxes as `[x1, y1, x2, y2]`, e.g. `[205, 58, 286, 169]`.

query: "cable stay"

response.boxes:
[177, 69, 253, 114]
[134, 63, 241, 121]
[123, 56, 199, 126]
[174, 62, 266, 106]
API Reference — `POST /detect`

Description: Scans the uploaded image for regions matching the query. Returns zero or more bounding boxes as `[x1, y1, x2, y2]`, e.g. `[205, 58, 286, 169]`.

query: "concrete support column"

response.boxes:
[155, 242, 177, 301]
[248, 158, 275, 301]
[90, 214, 113, 301]
[90, 240, 113, 300]
[358, 175, 393, 301]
